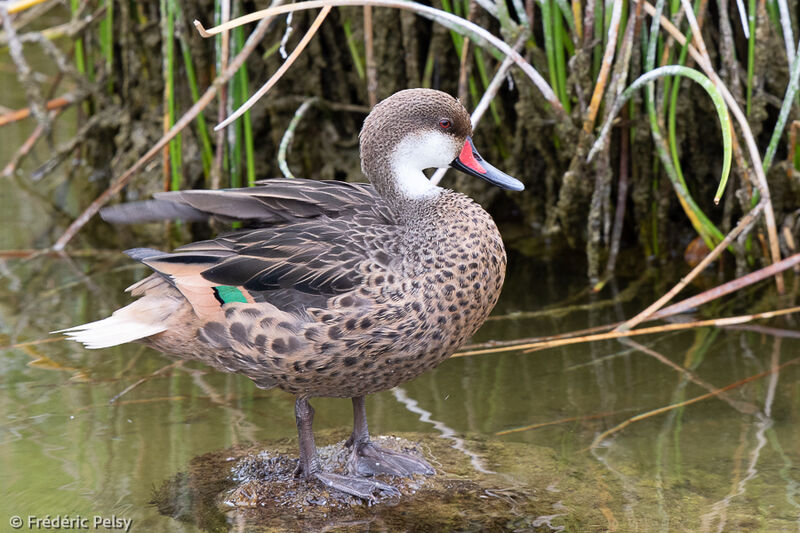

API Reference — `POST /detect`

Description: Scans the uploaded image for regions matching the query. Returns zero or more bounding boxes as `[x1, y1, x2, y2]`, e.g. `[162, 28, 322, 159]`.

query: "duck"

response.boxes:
[58, 88, 524, 501]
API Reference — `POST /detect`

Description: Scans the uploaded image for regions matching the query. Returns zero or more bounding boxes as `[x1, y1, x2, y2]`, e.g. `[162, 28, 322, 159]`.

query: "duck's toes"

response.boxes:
[314, 471, 400, 502]
[347, 441, 435, 478]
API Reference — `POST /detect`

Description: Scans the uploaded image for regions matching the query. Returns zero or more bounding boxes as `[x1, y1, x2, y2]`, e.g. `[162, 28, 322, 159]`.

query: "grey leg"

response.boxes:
[293, 396, 321, 477]
[345, 396, 435, 477]
[293, 396, 399, 502]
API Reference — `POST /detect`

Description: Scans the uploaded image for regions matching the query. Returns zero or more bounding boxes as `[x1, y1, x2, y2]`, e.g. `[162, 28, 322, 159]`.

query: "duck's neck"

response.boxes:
[364, 156, 443, 222]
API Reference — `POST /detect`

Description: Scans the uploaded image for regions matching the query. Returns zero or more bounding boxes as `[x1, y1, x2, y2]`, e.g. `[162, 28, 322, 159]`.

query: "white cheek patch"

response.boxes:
[390, 131, 460, 199]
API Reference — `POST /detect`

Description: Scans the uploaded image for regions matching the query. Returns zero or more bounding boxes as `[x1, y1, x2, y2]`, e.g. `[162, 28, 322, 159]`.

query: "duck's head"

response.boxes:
[359, 89, 524, 207]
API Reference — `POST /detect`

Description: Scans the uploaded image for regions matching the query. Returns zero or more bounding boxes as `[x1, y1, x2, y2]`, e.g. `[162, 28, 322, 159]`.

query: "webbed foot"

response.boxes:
[347, 440, 435, 477]
[314, 471, 400, 502]
[293, 397, 401, 503]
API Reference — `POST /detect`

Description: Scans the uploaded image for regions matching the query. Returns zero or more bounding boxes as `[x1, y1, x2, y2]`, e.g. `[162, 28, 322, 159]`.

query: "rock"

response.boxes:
[151, 430, 594, 531]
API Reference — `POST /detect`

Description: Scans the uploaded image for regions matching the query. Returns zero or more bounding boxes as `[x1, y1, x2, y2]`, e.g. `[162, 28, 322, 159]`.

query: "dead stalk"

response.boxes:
[1, 3, 50, 131]
[214, 6, 332, 130]
[2, 115, 52, 176]
[212, 0, 231, 190]
[654, 252, 800, 317]
[583, 0, 623, 132]
[453, 306, 800, 357]
[0, 95, 75, 127]
[496, 408, 637, 436]
[363, 6, 377, 107]
[615, 198, 765, 331]
[109, 361, 185, 403]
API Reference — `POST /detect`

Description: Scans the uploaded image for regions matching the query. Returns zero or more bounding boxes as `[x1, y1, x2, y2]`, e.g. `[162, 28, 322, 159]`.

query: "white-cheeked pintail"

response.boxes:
[59, 88, 524, 501]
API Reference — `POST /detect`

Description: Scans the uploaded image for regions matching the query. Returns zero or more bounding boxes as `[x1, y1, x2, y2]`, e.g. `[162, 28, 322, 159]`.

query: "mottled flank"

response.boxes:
[138, 186, 505, 397]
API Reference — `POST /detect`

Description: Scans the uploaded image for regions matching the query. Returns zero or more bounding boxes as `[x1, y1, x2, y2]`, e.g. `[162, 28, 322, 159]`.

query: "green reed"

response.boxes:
[162, 0, 182, 191]
[232, 17, 255, 187]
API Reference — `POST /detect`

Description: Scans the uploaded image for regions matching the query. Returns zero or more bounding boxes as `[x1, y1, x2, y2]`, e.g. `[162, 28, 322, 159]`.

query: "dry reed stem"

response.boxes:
[192, 0, 562, 113]
[654, 252, 800, 317]
[571, 0, 581, 41]
[5, 0, 51, 15]
[2, 116, 50, 176]
[615, 199, 765, 331]
[0, 95, 74, 127]
[364, 6, 377, 108]
[526, 306, 800, 353]
[496, 408, 637, 436]
[588, 354, 800, 449]
[0, 337, 64, 350]
[51, 13, 278, 251]
[454, 305, 800, 357]
[1, 3, 49, 132]
[461, 249, 799, 354]
[583, 0, 623, 132]
[213, 6, 332, 130]
[212, 0, 231, 190]
[455, 322, 622, 356]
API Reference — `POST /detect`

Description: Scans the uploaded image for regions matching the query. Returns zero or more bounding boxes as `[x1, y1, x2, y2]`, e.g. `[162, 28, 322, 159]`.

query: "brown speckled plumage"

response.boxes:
[63, 89, 521, 500]
[138, 189, 505, 397]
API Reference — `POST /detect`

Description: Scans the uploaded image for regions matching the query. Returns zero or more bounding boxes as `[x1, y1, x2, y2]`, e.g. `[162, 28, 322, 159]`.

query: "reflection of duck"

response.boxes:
[60, 89, 524, 501]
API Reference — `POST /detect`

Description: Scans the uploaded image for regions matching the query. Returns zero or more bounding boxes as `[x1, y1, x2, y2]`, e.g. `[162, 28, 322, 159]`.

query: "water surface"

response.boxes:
[2, 223, 799, 531]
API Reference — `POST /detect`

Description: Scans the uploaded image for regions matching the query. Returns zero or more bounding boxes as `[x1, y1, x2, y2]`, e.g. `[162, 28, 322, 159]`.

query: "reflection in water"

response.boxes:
[700, 339, 778, 532]
[391, 387, 493, 474]
[2, 244, 800, 530]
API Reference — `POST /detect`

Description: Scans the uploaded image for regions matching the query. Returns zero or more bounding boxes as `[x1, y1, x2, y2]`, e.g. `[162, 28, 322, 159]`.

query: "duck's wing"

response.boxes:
[101, 179, 392, 226]
[127, 216, 399, 320]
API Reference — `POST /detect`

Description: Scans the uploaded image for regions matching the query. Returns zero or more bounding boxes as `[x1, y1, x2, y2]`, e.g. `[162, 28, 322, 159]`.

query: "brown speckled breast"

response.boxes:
[143, 191, 505, 398]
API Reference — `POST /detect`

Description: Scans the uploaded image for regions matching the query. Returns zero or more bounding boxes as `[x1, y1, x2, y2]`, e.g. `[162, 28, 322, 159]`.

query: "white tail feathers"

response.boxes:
[54, 296, 180, 349]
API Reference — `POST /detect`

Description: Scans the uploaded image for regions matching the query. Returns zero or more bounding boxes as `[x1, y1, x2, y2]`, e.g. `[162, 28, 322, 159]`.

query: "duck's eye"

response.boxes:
[438, 119, 452, 130]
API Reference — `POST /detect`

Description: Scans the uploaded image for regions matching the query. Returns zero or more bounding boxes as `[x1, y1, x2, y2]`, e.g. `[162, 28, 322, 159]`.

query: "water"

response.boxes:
[2, 211, 799, 530]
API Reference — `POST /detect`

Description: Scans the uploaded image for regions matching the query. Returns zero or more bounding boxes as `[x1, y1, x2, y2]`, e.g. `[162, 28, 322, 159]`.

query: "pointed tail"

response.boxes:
[54, 296, 179, 349]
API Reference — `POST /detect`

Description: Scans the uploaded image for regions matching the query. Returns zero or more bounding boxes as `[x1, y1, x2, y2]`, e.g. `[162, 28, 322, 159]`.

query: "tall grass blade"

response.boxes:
[163, 0, 182, 191]
[539, 1, 560, 109]
[343, 18, 365, 79]
[745, 0, 756, 115]
[99, 0, 113, 92]
[552, 2, 570, 112]
[70, 0, 86, 77]
[233, 19, 256, 186]
[762, 40, 800, 172]
[174, 3, 214, 179]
